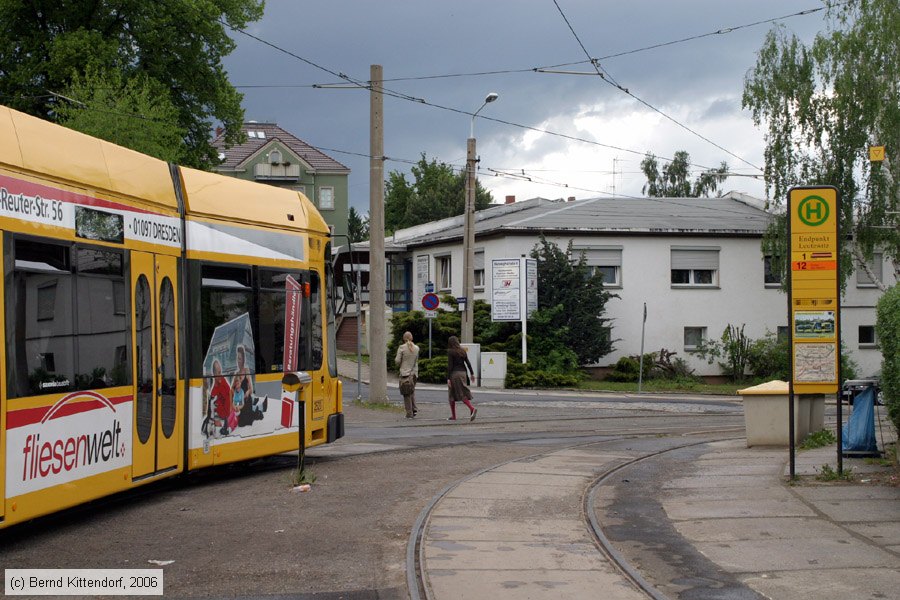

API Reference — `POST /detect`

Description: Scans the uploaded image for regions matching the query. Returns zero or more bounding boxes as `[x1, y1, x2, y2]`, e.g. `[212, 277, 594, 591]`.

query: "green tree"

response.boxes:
[0, 0, 264, 169]
[384, 155, 493, 232]
[641, 151, 729, 197]
[530, 236, 615, 365]
[55, 69, 185, 163]
[695, 324, 754, 382]
[743, 0, 900, 290]
[347, 207, 369, 243]
[875, 285, 900, 432]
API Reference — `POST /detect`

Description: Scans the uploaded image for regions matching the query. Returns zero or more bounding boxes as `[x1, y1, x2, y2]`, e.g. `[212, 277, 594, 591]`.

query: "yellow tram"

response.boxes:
[0, 106, 343, 528]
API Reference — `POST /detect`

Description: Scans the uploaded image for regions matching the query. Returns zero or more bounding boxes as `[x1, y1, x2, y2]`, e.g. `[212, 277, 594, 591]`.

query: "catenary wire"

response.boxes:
[220, 17, 749, 174]
[550, 0, 761, 172]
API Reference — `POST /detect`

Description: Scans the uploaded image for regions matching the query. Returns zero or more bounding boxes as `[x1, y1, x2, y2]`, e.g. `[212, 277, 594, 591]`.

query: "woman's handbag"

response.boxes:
[399, 375, 415, 396]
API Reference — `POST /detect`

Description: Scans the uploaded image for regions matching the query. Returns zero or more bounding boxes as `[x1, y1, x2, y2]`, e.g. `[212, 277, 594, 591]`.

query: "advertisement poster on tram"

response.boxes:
[6, 391, 133, 496]
[283, 275, 302, 371]
[201, 313, 270, 439]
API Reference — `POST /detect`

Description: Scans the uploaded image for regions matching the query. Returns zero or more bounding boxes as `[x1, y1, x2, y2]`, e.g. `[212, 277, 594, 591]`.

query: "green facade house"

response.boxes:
[213, 122, 351, 240]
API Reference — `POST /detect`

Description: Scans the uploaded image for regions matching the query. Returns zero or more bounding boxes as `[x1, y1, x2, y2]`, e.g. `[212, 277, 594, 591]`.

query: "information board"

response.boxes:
[415, 255, 430, 301]
[491, 258, 522, 321]
[788, 186, 840, 394]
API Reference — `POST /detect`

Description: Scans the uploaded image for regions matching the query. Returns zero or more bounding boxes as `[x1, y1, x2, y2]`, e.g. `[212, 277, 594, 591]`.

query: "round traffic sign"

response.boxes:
[422, 292, 440, 311]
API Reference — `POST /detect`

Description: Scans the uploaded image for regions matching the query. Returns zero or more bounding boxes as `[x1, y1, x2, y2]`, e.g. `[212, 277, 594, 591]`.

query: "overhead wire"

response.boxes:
[221, 1, 842, 176]
[550, 0, 761, 172]
[221, 16, 748, 173]
[236, 2, 840, 86]
[214, 6, 795, 199]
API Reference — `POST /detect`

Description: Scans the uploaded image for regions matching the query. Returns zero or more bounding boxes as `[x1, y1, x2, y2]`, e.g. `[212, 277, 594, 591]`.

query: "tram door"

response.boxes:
[0, 259, 5, 521]
[131, 252, 181, 479]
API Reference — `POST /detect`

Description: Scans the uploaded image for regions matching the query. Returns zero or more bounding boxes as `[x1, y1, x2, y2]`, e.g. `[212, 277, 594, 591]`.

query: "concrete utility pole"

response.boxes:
[462, 138, 477, 343]
[368, 65, 387, 402]
[461, 92, 499, 343]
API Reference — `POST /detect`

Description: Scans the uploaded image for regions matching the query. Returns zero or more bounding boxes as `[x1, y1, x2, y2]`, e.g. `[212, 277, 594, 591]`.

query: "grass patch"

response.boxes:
[577, 379, 745, 395]
[800, 429, 836, 450]
[291, 468, 317, 486]
[815, 464, 854, 482]
[352, 398, 402, 412]
[338, 352, 369, 365]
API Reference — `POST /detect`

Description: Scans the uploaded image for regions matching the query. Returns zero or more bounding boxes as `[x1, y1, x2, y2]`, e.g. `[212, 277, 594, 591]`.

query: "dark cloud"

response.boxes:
[223, 0, 827, 208]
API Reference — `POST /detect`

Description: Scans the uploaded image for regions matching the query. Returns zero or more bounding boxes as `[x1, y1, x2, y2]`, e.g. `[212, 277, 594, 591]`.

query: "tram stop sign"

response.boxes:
[422, 292, 440, 311]
[788, 186, 840, 395]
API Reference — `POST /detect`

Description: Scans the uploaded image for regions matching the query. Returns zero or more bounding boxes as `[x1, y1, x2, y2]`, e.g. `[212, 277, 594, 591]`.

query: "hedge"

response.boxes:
[876, 285, 900, 434]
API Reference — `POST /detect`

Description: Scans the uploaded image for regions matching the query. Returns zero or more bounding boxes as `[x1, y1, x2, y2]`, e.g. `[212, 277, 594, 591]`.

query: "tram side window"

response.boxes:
[307, 272, 323, 371]
[199, 264, 253, 376]
[257, 269, 303, 373]
[325, 245, 337, 378]
[7, 240, 131, 398]
[74, 247, 130, 389]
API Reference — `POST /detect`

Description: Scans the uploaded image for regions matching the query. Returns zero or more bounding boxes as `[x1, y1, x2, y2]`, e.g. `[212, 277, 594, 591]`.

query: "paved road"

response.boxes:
[0, 389, 738, 597]
[1, 385, 896, 600]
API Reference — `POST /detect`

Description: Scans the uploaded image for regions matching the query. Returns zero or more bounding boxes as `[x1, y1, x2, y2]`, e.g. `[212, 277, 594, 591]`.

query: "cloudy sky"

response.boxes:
[222, 0, 829, 213]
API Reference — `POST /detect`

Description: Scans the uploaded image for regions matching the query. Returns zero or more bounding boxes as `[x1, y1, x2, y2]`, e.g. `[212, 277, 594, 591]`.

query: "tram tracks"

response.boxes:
[406, 432, 740, 600]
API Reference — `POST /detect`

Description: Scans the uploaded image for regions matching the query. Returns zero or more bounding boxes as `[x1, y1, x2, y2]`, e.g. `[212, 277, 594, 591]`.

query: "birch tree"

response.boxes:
[743, 0, 899, 290]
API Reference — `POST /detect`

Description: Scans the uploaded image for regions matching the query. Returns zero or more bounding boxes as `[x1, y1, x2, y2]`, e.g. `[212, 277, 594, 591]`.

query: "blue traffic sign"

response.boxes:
[422, 292, 440, 311]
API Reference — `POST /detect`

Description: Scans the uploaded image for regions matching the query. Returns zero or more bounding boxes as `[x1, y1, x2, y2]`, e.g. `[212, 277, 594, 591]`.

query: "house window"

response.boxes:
[573, 246, 622, 287]
[592, 266, 620, 286]
[269, 149, 282, 164]
[474, 250, 485, 289]
[859, 325, 877, 348]
[318, 187, 335, 211]
[764, 255, 782, 286]
[856, 252, 883, 287]
[291, 185, 307, 196]
[671, 247, 719, 287]
[437, 255, 451, 291]
[37, 283, 57, 321]
[777, 326, 790, 343]
[684, 327, 707, 352]
[113, 280, 126, 315]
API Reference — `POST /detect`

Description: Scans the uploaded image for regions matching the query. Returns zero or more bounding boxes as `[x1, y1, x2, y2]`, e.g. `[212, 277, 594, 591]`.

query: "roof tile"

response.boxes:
[213, 122, 349, 173]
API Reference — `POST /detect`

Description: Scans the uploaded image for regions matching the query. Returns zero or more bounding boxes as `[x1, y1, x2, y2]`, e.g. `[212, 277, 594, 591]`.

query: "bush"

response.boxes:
[841, 343, 859, 382]
[876, 285, 900, 433]
[747, 332, 790, 380]
[606, 356, 641, 382]
[386, 296, 587, 389]
[504, 361, 580, 388]
[416, 357, 447, 384]
[695, 324, 753, 382]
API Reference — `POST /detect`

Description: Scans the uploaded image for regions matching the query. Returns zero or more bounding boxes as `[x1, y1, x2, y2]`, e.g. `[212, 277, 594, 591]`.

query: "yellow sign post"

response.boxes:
[787, 186, 840, 476]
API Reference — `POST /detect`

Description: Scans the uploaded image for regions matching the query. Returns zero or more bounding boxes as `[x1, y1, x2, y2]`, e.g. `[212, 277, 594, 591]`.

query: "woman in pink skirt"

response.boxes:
[446, 336, 476, 421]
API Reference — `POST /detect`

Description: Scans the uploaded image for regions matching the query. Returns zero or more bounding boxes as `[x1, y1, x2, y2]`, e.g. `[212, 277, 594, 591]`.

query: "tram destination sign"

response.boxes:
[788, 186, 840, 394]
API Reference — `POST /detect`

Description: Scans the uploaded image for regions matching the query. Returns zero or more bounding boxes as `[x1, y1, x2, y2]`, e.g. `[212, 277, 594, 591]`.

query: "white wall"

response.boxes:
[841, 253, 896, 377]
[409, 235, 892, 379]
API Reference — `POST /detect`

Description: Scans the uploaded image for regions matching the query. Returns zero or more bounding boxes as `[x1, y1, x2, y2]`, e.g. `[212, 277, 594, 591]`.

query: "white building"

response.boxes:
[342, 194, 892, 379]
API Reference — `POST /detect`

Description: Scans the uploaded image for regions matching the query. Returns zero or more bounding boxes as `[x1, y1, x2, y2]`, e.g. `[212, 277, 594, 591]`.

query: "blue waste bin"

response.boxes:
[841, 381, 880, 457]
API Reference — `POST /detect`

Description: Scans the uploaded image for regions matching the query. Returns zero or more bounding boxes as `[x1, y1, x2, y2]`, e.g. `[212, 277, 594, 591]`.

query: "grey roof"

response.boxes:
[387, 193, 774, 249]
[213, 122, 350, 173]
[335, 193, 773, 256]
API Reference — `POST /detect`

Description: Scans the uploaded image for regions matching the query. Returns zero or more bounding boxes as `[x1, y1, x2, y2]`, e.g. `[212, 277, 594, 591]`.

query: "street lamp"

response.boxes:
[462, 92, 499, 343]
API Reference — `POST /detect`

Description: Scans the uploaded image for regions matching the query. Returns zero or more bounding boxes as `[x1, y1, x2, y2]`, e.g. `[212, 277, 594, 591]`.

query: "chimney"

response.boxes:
[567, 196, 576, 202]
[505, 195, 516, 204]
[215, 126, 224, 138]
